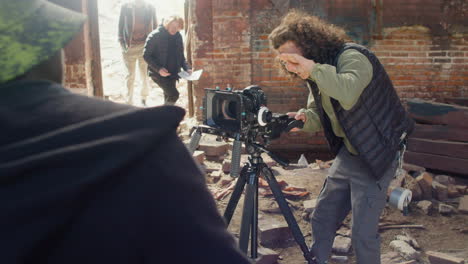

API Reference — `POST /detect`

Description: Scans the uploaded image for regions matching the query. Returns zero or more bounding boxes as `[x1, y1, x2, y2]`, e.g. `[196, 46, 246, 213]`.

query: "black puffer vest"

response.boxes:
[307, 43, 414, 180]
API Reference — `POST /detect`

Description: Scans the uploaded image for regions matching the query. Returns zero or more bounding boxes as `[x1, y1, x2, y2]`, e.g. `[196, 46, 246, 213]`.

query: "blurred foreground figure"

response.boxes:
[0, 1, 251, 263]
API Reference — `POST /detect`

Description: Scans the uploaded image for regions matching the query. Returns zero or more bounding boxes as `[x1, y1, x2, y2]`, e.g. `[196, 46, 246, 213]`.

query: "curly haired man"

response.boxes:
[269, 10, 414, 264]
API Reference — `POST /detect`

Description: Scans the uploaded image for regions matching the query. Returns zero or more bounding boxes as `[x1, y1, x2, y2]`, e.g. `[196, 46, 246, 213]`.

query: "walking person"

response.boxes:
[118, 0, 157, 105]
[144, 15, 191, 105]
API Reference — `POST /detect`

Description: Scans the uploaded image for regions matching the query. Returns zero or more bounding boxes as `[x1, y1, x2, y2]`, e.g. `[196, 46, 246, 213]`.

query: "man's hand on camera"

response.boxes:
[279, 53, 316, 79]
[159, 68, 171, 77]
[287, 112, 306, 132]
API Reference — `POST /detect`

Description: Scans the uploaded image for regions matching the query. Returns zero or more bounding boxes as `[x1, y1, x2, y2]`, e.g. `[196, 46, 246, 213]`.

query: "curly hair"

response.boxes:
[269, 10, 349, 64]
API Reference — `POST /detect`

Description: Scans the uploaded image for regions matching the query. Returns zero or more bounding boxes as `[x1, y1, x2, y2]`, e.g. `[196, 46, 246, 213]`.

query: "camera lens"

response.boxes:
[221, 99, 237, 120]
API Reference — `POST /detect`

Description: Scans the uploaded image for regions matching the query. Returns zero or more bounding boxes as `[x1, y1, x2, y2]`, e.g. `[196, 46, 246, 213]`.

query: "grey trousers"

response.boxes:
[122, 43, 149, 104]
[310, 147, 397, 264]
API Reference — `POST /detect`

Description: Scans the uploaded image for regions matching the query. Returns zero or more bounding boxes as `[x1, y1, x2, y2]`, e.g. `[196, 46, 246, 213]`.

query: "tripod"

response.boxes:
[188, 126, 315, 263]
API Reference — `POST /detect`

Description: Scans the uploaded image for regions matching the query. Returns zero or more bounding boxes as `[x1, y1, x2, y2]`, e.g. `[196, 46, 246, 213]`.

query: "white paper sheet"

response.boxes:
[178, 69, 203, 81]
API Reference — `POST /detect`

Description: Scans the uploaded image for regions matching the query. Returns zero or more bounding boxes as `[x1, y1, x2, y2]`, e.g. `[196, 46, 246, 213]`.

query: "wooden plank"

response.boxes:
[404, 151, 468, 176]
[407, 99, 468, 128]
[442, 97, 468, 107]
[408, 138, 468, 159]
[412, 124, 468, 142]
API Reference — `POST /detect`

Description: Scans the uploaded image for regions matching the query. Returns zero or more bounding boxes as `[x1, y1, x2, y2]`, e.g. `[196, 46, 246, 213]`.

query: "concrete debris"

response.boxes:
[438, 203, 457, 215]
[315, 159, 333, 169]
[336, 226, 351, 237]
[434, 175, 456, 186]
[458, 195, 468, 214]
[258, 218, 294, 248]
[416, 200, 433, 215]
[389, 240, 420, 261]
[222, 159, 231, 174]
[396, 232, 420, 249]
[416, 172, 433, 200]
[404, 174, 422, 201]
[447, 184, 461, 198]
[209, 170, 222, 183]
[432, 181, 449, 201]
[330, 255, 349, 263]
[332, 235, 352, 254]
[193, 150, 205, 164]
[255, 247, 280, 264]
[426, 251, 465, 264]
[456, 185, 467, 195]
[298, 154, 309, 167]
[198, 141, 229, 157]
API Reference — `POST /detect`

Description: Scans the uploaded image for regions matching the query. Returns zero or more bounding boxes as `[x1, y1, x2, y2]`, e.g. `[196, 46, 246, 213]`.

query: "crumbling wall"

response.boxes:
[190, 0, 467, 153]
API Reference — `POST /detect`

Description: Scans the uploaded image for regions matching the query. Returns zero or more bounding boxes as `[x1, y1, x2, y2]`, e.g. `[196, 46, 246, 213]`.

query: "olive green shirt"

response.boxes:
[298, 49, 373, 155]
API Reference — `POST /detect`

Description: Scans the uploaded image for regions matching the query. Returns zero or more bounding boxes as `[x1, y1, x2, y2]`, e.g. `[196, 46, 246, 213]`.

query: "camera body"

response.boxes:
[202, 85, 302, 140]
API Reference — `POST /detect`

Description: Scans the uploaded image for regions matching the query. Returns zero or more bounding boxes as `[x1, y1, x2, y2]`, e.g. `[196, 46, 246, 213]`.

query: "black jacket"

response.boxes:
[308, 43, 414, 180]
[143, 25, 190, 79]
[118, 1, 157, 50]
[0, 80, 251, 264]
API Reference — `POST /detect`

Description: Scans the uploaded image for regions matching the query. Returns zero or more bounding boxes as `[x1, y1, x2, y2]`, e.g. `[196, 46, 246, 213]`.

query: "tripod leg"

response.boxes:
[261, 165, 315, 263]
[187, 127, 202, 154]
[230, 135, 243, 178]
[239, 169, 257, 255]
[250, 170, 259, 259]
[224, 165, 249, 225]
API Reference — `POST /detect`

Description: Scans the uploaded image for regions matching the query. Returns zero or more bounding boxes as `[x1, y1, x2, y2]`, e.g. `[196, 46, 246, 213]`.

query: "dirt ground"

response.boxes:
[205, 151, 468, 264]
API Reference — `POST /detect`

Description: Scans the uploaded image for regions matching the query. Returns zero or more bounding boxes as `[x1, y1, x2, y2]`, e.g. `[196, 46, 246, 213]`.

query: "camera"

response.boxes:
[202, 85, 303, 140]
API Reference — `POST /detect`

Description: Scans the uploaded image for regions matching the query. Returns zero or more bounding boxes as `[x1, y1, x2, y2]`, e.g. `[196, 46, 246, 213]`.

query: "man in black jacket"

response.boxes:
[0, 1, 251, 264]
[144, 15, 191, 105]
[118, 0, 157, 106]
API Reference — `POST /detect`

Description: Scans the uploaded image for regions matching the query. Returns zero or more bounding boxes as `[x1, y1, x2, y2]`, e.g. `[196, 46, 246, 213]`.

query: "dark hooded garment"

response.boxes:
[0, 80, 252, 264]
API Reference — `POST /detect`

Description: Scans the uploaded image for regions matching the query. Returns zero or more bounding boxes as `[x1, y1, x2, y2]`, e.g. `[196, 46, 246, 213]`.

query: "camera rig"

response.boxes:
[188, 85, 315, 263]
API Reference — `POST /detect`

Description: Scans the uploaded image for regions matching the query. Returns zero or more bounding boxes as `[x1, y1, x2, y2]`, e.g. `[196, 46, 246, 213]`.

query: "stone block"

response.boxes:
[193, 150, 205, 164]
[222, 159, 231, 174]
[198, 141, 229, 157]
[404, 174, 422, 201]
[456, 185, 467, 195]
[332, 235, 352, 254]
[389, 240, 420, 260]
[417, 200, 433, 215]
[439, 203, 456, 215]
[426, 251, 465, 264]
[210, 170, 222, 183]
[259, 218, 293, 248]
[255, 247, 279, 264]
[416, 172, 433, 200]
[434, 175, 456, 185]
[459, 195, 468, 214]
[432, 181, 449, 201]
[448, 184, 461, 198]
[330, 255, 349, 263]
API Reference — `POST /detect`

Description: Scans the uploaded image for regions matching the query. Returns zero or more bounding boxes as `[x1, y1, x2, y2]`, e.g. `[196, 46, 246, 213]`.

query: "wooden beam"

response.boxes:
[407, 99, 468, 128]
[412, 124, 468, 142]
[86, 0, 103, 97]
[404, 151, 468, 176]
[408, 138, 468, 159]
[442, 97, 468, 107]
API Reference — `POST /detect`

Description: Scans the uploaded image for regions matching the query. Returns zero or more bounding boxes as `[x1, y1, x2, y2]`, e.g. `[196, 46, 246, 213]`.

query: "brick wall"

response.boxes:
[372, 26, 467, 100]
[190, 0, 467, 156]
[48, 0, 95, 95]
